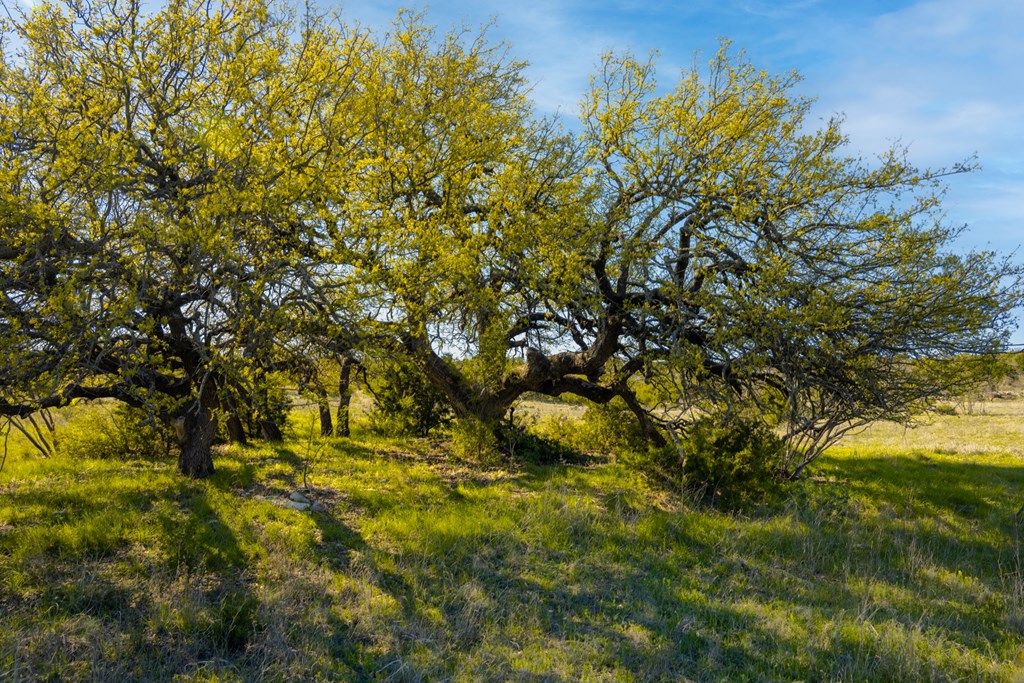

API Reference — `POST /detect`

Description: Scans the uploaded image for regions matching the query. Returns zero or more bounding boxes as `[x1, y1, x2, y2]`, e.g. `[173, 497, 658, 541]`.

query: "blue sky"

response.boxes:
[337, 0, 1024, 341]
[338, 0, 1023, 253]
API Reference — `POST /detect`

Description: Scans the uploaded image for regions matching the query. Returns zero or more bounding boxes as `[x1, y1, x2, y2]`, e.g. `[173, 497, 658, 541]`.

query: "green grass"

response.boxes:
[1, 408, 1023, 681]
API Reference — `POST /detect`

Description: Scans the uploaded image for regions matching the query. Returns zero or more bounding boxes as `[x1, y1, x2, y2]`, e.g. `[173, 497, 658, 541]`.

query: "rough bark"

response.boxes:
[222, 396, 248, 445]
[336, 355, 357, 438]
[225, 413, 248, 445]
[178, 402, 216, 478]
[317, 386, 333, 437]
[259, 419, 284, 442]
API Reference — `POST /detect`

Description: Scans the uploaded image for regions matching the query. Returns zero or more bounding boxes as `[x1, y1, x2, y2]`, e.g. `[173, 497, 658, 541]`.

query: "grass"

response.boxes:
[1, 404, 1023, 681]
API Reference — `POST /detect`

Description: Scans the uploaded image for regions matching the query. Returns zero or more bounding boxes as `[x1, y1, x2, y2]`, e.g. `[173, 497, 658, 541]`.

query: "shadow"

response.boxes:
[6, 437, 1021, 681]
[279, 447, 1024, 680]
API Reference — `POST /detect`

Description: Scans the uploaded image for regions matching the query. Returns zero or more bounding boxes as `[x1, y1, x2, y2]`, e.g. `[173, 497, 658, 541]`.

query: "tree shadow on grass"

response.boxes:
[0, 470, 272, 679]
[300, 449, 1024, 681]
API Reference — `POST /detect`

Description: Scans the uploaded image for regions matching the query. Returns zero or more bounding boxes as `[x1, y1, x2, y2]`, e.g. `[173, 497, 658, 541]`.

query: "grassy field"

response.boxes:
[1, 400, 1023, 681]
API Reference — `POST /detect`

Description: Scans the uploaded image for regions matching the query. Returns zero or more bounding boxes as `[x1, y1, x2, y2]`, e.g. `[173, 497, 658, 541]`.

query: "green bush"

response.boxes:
[622, 412, 786, 509]
[58, 403, 176, 461]
[529, 397, 644, 456]
[678, 413, 787, 509]
[238, 373, 292, 439]
[498, 422, 580, 464]
[448, 417, 501, 464]
[366, 356, 451, 437]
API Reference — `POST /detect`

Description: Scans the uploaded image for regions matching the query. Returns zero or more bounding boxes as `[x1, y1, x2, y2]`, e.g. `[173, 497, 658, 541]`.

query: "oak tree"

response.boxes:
[572, 49, 1021, 474]
[0, 0, 368, 475]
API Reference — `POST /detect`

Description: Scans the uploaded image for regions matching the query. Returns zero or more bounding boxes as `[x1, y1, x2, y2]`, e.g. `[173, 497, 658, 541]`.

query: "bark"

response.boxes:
[617, 387, 668, 447]
[317, 386, 333, 437]
[222, 396, 248, 445]
[336, 355, 357, 438]
[225, 413, 248, 444]
[259, 419, 283, 442]
[403, 303, 671, 446]
[178, 402, 216, 478]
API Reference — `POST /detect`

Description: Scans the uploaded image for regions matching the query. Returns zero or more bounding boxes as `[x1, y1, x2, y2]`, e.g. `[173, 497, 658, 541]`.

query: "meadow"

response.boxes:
[1, 397, 1022, 682]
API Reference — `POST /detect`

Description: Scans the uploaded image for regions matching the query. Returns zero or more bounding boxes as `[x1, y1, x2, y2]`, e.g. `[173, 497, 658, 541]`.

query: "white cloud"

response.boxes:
[811, 0, 1024, 160]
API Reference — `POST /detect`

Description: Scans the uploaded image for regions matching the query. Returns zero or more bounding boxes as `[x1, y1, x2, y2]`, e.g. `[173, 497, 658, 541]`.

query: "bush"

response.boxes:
[678, 413, 787, 509]
[58, 403, 176, 461]
[238, 374, 292, 440]
[366, 356, 451, 437]
[498, 422, 581, 464]
[622, 412, 786, 509]
[529, 397, 644, 456]
[448, 417, 501, 464]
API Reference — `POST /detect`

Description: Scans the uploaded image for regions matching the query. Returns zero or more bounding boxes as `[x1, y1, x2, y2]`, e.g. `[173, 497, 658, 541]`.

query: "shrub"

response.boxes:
[58, 403, 176, 461]
[448, 417, 502, 464]
[366, 356, 451, 437]
[622, 412, 786, 509]
[677, 413, 787, 508]
[529, 397, 643, 456]
[498, 422, 580, 464]
[238, 373, 293, 440]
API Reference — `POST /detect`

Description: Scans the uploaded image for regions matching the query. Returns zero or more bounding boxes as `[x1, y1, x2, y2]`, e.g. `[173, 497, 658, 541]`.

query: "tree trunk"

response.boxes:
[225, 413, 248, 444]
[178, 402, 216, 478]
[317, 386, 333, 436]
[336, 355, 357, 438]
[259, 419, 283, 442]
[222, 396, 248, 445]
[618, 388, 667, 447]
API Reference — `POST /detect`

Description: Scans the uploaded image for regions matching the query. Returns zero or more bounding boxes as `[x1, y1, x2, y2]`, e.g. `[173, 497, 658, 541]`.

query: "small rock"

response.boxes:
[289, 491, 311, 504]
[282, 500, 310, 511]
[310, 501, 327, 513]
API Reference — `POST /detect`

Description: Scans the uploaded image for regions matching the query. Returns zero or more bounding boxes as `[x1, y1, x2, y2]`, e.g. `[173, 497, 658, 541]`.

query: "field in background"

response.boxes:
[0, 396, 1022, 681]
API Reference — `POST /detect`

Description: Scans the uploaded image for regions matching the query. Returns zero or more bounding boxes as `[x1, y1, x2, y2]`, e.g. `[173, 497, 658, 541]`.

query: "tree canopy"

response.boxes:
[0, 0, 369, 474]
[1, 0, 1019, 477]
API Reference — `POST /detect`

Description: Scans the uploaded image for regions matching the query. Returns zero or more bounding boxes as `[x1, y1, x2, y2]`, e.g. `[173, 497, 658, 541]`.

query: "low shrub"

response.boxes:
[366, 356, 451, 437]
[621, 412, 787, 509]
[677, 412, 787, 509]
[58, 403, 176, 461]
[448, 417, 501, 464]
[529, 397, 644, 456]
[498, 423, 581, 464]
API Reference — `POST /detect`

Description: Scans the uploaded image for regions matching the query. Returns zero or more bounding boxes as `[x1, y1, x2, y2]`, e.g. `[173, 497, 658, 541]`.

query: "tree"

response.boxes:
[339, 32, 1020, 466]
[0, 0, 369, 475]
[332, 16, 655, 434]
[571, 48, 1021, 474]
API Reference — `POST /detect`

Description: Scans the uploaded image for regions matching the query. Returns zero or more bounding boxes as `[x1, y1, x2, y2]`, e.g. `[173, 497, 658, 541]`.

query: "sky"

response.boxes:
[7, 0, 1023, 335]
[335, 0, 1024, 340]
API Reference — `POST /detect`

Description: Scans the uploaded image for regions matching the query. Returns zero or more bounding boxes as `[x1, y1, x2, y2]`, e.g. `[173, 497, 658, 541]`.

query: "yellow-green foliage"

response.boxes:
[57, 404, 176, 461]
[448, 416, 502, 464]
[531, 397, 644, 455]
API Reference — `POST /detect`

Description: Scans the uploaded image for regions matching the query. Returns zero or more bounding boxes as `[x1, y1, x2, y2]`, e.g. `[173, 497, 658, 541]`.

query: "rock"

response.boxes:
[282, 500, 310, 511]
[310, 501, 327, 513]
[289, 491, 311, 504]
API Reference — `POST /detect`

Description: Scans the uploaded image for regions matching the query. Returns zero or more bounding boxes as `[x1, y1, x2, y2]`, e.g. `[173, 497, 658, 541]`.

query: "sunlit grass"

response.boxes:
[1, 401, 1022, 680]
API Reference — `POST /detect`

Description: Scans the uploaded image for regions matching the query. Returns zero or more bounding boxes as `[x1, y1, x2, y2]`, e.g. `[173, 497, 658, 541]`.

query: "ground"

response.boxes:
[0, 397, 1022, 681]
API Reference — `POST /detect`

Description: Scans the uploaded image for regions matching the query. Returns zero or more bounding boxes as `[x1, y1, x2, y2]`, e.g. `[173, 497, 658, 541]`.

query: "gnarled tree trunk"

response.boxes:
[336, 354, 358, 438]
[178, 401, 216, 478]
[222, 395, 248, 445]
[259, 419, 283, 442]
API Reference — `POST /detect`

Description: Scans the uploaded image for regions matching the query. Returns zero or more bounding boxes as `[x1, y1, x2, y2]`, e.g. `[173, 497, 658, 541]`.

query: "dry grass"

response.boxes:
[840, 399, 1024, 458]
